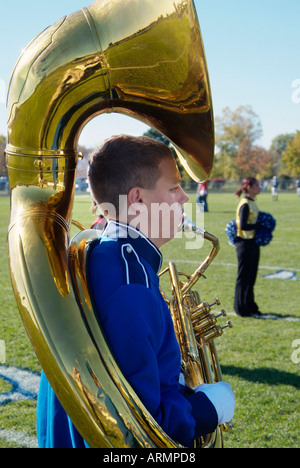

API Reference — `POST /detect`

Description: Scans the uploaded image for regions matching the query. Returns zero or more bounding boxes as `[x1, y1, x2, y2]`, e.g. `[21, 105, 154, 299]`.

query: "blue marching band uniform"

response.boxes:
[37, 221, 219, 448]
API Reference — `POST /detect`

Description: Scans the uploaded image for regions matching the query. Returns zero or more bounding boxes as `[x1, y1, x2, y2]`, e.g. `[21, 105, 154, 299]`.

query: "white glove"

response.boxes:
[194, 382, 235, 425]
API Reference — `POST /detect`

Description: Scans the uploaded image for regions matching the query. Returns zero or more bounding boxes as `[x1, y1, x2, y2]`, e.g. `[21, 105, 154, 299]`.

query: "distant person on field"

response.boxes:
[295, 179, 300, 199]
[90, 200, 107, 231]
[196, 181, 209, 212]
[271, 176, 279, 201]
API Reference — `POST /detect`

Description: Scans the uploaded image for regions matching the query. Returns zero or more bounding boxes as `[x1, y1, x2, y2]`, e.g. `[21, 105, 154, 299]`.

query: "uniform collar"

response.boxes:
[102, 220, 163, 274]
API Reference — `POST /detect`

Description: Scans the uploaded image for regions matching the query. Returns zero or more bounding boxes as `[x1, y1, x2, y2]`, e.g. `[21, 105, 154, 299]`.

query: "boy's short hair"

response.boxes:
[88, 135, 173, 215]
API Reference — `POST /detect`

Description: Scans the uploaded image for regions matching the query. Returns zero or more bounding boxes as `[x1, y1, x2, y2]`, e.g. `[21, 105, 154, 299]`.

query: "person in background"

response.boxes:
[271, 176, 279, 201]
[90, 200, 107, 230]
[196, 181, 209, 212]
[234, 177, 262, 318]
[295, 179, 300, 199]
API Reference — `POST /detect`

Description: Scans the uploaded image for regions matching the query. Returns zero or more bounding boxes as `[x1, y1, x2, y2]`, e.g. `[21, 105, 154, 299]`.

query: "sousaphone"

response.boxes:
[6, 0, 229, 448]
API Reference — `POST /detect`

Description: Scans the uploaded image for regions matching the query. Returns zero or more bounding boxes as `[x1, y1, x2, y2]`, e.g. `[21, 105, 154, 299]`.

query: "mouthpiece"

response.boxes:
[182, 214, 205, 237]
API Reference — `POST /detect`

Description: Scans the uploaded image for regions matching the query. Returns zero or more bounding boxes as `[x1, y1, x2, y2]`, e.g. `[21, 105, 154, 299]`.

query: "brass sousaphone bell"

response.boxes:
[6, 0, 229, 448]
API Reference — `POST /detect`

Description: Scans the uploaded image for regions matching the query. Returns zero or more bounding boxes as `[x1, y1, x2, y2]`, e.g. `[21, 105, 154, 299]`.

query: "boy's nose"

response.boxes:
[180, 187, 189, 204]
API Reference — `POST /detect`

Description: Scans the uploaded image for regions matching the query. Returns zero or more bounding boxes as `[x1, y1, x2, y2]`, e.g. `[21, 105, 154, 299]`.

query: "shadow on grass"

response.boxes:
[222, 366, 300, 389]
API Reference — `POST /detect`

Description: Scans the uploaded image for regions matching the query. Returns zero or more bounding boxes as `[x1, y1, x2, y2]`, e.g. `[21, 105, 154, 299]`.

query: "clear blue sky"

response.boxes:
[0, 0, 299, 150]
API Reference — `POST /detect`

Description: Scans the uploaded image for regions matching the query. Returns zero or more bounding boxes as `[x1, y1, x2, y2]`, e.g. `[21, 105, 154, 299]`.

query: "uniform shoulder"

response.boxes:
[119, 242, 150, 288]
[88, 238, 150, 289]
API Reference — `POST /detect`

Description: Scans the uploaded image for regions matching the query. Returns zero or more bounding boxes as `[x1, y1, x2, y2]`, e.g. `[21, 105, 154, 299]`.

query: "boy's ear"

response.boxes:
[127, 187, 143, 205]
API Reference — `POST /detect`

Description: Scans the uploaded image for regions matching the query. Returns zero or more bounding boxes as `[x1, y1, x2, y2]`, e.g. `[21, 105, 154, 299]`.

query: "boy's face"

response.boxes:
[128, 156, 189, 248]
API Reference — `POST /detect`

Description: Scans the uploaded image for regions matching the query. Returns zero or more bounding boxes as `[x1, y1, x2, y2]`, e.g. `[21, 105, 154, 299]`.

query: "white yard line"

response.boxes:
[165, 259, 300, 273]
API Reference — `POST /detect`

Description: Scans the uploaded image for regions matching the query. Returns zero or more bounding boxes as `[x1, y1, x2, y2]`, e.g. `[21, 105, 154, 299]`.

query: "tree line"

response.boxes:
[213, 105, 299, 183]
[1, 105, 299, 183]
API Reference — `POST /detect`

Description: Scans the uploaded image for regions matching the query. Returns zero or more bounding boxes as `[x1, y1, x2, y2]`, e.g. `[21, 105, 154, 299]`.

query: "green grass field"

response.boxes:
[0, 191, 299, 448]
